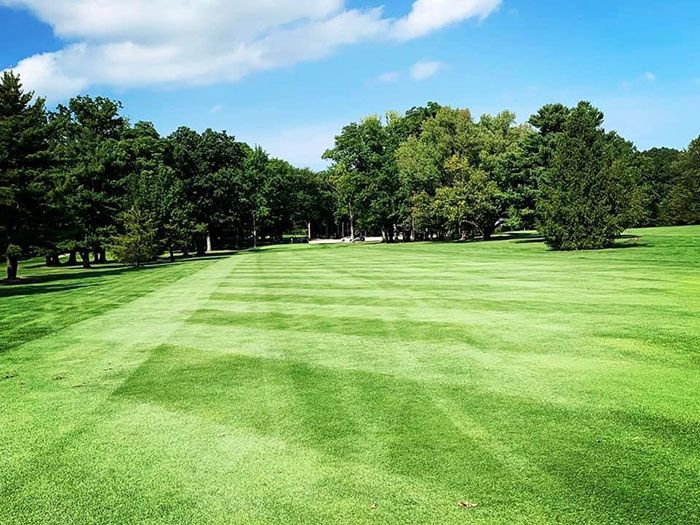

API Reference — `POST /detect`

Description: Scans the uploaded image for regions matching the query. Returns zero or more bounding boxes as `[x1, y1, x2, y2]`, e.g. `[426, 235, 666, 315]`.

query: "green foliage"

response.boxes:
[3, 68, 700, 267]
[0, 71, 53, 260]
[659, 136, 700, 225]
[5, 243, 22, 259]
[323, 114, 402, 239]
[394, 106, 529, 240]
[637, 147, 683, 225]
[111, 206, 161, 266]
[536, 102, 644, 250]
[52, 95, 129, 259]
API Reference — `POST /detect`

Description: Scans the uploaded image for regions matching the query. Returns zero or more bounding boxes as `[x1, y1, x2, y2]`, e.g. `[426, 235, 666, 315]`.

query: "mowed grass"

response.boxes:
[1, 227, 699, 524]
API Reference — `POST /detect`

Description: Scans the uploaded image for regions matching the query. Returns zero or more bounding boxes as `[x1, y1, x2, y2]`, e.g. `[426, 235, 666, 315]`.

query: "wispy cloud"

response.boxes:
[393, 0, 501, 41]
[620, 71, 658, 91]
[410, 60, 443, 81]
[376, 71, 401, 83]
[1, 0, 501, 102]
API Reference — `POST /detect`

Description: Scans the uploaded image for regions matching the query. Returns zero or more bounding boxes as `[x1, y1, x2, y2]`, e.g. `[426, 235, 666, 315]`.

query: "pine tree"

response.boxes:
[0, 71, 52, 279]
[537, 102, 642, 250]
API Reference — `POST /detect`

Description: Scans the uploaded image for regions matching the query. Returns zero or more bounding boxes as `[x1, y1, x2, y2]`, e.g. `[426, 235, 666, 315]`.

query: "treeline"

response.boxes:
[2, 71, 699, 280]
[323, 102, 699, 249]
[0, 72, 334, 279]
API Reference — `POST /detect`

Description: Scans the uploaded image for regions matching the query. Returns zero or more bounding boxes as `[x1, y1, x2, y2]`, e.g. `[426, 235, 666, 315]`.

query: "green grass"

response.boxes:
[1, 227, 699, 524]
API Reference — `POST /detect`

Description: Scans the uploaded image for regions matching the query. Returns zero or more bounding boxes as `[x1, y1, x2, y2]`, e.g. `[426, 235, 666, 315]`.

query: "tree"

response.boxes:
[474, 111, 533, 233]
[291, 168, 335, 239]
[0, 71, 53, 280]
[434, 172, 503, 240]
[536, 102, 644, 250]
[167, 127, 247, 254]
[53, 96, 128, 267]
[111, 206, 161, 267]
[397, 106, 525, 240]
[120, 122, 194, 261]
[637, 147, 682, 225]
[243, 145, 270, 247]
[324, 115, 402, 241]
[659, 136, 700, 225]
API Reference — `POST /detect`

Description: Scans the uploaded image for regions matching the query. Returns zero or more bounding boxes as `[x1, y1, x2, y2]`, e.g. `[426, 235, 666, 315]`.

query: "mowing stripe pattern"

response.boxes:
[1, 227, 699, 524]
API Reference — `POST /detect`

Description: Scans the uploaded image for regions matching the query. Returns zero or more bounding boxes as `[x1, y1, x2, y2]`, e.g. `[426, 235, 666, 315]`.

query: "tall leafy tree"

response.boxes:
[53, 96, 128, 267]
[637, 147, 682, 225]
[167, 127, 247, 253]
[659, 136, 700, 225]
[120, 122, 193, 261]
[324, 115, 401, 241]
[397, 106, 527, 240]
[0, 71, 53, 279]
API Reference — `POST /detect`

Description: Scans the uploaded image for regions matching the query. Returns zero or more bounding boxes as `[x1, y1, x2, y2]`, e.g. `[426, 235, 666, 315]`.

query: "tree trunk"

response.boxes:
[206, 232, 212, 253]
[93, 249, 100, 264]
[195, 236, 206, 257]
[252, 216, 257, 249]
[349, 207, 355, 241]
[6, 256, 18, 280]
[169, 246, 175, 263]
[67, 250, 77, 266]
[98, 248, 107, 264]
[307, 221, 312, 240]
[80, 250, 92, 269]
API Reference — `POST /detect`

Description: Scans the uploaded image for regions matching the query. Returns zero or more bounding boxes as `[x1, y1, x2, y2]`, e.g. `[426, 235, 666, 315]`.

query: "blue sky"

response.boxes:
[1, 0, 699, 168]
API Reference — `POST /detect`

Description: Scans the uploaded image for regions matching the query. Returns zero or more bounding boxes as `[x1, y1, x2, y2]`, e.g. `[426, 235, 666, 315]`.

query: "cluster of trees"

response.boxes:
[2, 70, 698, 280]
[0, 72, 334, 278]
[324, 101, 699, 249]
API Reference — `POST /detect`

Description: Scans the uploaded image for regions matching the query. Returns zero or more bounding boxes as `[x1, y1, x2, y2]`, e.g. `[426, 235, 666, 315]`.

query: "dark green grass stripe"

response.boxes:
[114, 345, 700, 524]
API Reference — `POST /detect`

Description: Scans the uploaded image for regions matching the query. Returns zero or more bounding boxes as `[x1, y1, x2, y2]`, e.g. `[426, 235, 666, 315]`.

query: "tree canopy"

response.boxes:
[1, 71, 698, 279]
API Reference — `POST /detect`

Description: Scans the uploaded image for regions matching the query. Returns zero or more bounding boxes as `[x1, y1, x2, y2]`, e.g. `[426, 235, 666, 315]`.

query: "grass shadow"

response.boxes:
[0, 282, 96, 299]
[0, 251, 238, 298]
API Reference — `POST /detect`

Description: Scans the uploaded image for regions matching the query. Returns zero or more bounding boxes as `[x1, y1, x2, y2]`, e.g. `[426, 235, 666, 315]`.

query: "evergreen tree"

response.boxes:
[111, 206, 161, 267]
[537, 102, 643, 250]
[0, 71, 53, 279]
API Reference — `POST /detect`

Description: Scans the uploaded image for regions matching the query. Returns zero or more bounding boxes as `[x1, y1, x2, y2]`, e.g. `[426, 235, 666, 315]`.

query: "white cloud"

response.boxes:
[410, 60, 443, 81]
[376, 71, 401, 83]
[1, 0, 501, 101]
[620, 71, 658, 91]
[393, 0, 502, 41]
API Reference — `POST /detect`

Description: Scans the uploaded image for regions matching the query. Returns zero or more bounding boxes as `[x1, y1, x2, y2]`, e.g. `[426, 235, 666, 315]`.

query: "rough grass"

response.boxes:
[1, 227, 699, 524]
